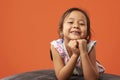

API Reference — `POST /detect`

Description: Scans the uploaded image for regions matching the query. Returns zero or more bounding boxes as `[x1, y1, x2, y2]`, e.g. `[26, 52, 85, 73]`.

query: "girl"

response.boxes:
[50, 7, 105, 80]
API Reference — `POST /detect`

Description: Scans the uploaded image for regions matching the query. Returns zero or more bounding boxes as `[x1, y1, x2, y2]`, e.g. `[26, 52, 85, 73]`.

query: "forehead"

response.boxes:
[65, 11, 86, 21]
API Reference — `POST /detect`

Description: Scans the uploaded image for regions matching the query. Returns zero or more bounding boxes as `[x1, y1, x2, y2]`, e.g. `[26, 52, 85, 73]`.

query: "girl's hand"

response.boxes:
[68, 40, 80, 56]
[77, 39, 87, 54]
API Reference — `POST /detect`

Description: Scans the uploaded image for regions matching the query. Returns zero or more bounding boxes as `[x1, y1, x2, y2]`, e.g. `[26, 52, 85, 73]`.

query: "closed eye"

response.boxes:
[80, 23, 85, 26]
[80, 23, 85, 25]
[67, 22, 73, 24]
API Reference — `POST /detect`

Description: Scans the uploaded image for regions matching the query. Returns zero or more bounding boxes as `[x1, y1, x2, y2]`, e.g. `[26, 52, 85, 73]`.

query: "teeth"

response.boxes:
[71, 31, 80, 34]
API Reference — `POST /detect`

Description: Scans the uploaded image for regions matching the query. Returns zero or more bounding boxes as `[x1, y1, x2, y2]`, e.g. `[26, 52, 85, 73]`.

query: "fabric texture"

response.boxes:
[51, 39, 105, 75]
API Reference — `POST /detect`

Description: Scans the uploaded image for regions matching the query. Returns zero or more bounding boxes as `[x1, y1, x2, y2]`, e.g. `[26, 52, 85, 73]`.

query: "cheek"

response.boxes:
[63, 25, 70, 32]
[82, 31, 87, 36]
[62, 26, 67, 35]
[81, 28, 87, 36]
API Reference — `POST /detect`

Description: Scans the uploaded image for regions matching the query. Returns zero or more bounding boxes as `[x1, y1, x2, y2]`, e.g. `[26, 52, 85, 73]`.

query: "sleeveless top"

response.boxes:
[51, 39, 105, 75]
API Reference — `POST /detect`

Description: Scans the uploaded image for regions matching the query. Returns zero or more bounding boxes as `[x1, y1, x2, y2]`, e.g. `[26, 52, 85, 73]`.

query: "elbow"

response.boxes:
[92, 76, 99, 80]
[56, 76, 67, 80]
[92, 72, 99, 80]
[56, 72, 64, 80]
[56, 76, 61, 80]
[85, 72, 99, 80]
[92, 69, 99, 80]
[56, 74, 63, 80]
[96, 74, 99, 80]
[86, 76, 99, 80]
[92, 77, 99, 80]
[56, 72, 61, 80]
[95, 71, 99, 80]
[56, 72, 70, 80]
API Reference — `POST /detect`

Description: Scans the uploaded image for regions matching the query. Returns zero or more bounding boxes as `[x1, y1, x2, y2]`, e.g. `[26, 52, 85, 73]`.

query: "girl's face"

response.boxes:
[62, 11, 87, 40]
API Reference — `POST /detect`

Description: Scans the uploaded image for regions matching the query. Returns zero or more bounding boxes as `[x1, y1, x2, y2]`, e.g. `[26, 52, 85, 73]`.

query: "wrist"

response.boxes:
[80, 50, 87, 55]
[80, 50, 87, 54]
[80, 52, 88, 58]
[72, 53, 79, 58]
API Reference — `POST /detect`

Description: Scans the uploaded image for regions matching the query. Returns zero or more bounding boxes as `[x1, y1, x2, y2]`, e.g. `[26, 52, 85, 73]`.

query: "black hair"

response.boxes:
[58, 7, 91, 42]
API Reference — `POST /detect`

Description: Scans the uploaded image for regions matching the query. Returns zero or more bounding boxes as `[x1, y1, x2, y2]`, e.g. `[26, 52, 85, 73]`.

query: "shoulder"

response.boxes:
[50, 40, 65, 66]
[51, 39, 63, 48]
[50, 38, 65, 57]
[88, 40, 96, 46]
[87, 40, 97, 61]
[87, 40, 96, 53]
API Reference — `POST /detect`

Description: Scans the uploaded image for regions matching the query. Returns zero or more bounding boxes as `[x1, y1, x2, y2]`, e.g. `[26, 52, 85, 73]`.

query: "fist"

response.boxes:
[77, 39, 87, 53]
[67, 40, 80, 55]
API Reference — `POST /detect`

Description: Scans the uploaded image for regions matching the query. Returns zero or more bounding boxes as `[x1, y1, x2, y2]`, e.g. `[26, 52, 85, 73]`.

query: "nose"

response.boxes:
[73, 22, 79, 29]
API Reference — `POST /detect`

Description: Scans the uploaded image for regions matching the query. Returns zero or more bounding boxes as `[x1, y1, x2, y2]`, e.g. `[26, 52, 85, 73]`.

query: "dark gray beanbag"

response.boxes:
[1, 69, 120, 80]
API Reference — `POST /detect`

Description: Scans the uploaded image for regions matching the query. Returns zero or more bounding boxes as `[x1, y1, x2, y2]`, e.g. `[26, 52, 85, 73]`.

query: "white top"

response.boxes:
[51, 39, 105, 75]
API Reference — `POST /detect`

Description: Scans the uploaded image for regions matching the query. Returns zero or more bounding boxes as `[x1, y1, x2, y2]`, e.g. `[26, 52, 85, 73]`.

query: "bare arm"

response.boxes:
[78, 40, 99, 80]
[51, 45, 79, 80]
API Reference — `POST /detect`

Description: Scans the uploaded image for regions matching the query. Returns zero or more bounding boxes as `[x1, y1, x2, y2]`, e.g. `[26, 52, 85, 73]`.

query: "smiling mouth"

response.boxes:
[70, 31, 81, 35]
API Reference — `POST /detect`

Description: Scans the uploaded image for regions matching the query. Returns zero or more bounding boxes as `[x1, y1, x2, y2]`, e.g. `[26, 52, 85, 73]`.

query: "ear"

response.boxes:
[60, 31, 64, 38]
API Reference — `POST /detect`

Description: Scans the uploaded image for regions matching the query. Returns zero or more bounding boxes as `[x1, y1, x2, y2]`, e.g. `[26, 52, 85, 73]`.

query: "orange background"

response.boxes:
[0, 0, 120, 78]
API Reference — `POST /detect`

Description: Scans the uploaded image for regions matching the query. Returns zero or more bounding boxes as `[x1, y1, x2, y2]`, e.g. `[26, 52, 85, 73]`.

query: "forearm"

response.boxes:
[81, 53, 99, 80]
[57, 54, 79, 80]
